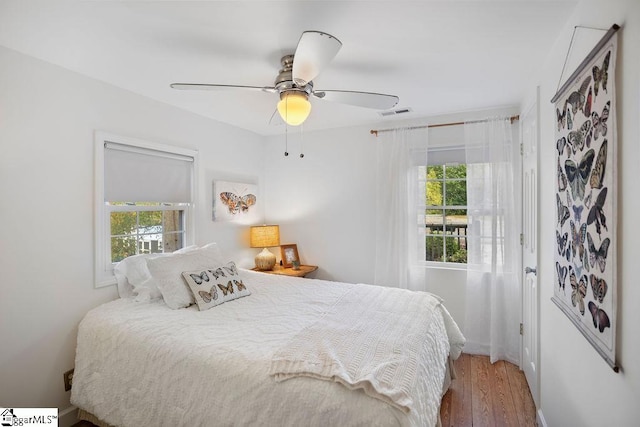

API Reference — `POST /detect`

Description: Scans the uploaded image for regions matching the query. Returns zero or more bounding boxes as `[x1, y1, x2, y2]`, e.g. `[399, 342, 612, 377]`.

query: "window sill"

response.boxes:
[421, 261, 467, 271]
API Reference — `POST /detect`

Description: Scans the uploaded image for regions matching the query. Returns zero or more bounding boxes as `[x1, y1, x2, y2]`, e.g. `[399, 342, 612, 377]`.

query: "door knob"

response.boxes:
[525, 266, 537, 275]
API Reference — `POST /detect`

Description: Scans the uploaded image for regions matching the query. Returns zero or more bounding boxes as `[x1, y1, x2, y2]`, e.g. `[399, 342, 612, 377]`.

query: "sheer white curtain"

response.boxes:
[374, 127, 428, 290]
[464, 118, 521, 364]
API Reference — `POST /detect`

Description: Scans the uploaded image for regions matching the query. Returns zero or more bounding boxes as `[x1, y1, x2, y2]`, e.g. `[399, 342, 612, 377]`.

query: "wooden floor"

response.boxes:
[74, 353, 536, 427]
[440, 353, 537, 427]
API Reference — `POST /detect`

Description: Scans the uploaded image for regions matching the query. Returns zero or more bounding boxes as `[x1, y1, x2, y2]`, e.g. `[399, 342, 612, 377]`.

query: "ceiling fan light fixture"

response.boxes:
[277, 92, 311, 126]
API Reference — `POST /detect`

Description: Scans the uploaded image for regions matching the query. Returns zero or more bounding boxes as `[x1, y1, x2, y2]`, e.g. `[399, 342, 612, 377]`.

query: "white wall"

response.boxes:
[263, 107, 518, 333]
[532, 0, 640, 425]
[0, 46, 265, 415]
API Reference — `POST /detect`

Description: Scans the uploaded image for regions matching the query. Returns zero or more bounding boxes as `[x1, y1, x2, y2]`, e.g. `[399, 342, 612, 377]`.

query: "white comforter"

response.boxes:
[71, 270, 464, 427]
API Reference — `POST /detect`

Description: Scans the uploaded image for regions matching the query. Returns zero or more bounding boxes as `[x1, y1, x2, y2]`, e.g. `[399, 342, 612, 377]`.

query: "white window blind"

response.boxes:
[426, 146, 465, 165]
[424, 145, 500, 166]
[104, 142, 193, 203]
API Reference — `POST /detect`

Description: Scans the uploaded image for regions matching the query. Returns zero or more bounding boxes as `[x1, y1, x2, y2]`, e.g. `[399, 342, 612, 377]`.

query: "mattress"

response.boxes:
[71, 270, 464, 427]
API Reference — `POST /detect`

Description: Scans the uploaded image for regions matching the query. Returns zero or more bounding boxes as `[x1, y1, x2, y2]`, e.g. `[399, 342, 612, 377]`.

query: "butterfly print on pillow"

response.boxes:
[223, 263, 238, 276]
[189, 271, 210, 285]
[217, 281, 235, 296]
[199, 286, 219, 303]
[233, 279, 247, 291]
[209, 267, 226, 279]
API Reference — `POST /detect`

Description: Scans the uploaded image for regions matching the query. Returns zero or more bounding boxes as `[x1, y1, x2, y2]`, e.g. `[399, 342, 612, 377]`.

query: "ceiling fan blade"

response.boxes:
[170, 83, 276, 93]
[292, 31, 342, 87]
[313, 90, 399, 110]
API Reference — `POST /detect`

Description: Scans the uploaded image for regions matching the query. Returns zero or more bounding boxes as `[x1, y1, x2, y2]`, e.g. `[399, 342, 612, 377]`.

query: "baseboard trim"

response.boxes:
[537, 408, 548, 427]
[59, 405, 78, 427]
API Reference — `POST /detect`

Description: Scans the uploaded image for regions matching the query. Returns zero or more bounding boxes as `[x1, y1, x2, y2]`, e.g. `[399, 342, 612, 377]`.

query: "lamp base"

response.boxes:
[255, 247, 276, 271]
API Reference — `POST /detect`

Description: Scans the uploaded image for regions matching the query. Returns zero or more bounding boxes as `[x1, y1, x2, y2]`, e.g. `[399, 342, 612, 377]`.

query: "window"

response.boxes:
[421, 159, 468, 264]
[94, 132, 198, 287]
[109, 203, 186, 262]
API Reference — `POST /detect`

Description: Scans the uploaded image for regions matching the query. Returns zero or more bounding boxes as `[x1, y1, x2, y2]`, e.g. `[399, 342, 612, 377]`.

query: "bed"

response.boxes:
[71, 246, 465, 427]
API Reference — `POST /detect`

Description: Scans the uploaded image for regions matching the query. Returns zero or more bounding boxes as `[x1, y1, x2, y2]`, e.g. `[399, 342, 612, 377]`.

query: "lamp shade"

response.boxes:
[250, 225, 280, 248]
[277, 92, 311, 126]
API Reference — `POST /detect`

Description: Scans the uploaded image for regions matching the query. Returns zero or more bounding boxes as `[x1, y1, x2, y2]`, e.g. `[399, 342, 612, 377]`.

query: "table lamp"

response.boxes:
[250, 225, 280, 270]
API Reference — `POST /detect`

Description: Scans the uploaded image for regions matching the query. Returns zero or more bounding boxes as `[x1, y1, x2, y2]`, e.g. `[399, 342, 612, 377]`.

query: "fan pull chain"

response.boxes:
[284, 123, 289, 157]
[299, 124, 304, 158]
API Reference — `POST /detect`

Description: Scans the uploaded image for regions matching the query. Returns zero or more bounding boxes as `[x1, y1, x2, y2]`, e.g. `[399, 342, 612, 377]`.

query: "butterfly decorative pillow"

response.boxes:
[146, 245, 226, 309]
[182, 262, 251, 311]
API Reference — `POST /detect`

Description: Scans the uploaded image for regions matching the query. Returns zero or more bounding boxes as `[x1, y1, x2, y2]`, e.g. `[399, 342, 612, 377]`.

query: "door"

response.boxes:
[521, 87, 540, 408]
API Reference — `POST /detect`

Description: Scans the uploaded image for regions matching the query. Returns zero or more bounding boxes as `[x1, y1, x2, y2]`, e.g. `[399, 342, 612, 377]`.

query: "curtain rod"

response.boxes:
[369, 115, 520, 136]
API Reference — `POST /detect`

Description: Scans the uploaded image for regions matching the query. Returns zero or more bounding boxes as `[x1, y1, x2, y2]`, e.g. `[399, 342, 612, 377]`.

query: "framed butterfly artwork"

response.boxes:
[550, 24, 619, 371]
[212, 180, 260, 223]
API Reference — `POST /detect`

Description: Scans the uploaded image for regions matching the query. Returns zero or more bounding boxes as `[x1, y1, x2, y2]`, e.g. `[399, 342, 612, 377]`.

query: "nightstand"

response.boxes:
[252, 265, 318, 278]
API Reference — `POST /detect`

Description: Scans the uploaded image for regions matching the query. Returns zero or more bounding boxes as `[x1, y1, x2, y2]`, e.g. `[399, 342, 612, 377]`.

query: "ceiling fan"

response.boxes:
[170, 31, 399, 126]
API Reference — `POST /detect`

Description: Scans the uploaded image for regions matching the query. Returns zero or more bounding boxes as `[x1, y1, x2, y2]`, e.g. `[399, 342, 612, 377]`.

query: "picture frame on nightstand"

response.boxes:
[280, 244, 299, 268]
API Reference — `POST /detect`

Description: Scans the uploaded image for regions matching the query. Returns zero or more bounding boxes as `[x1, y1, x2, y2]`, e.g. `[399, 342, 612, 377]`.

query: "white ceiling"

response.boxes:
[0, 0, 577, 136]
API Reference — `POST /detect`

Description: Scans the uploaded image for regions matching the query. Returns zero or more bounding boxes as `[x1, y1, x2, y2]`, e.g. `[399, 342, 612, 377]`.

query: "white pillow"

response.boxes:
[113, 253, 168, 300]
[113, 244, 218, 301]
[147, 245, 226, 309]
[175, 244, 202, 254]
[182, 262, 251, 311]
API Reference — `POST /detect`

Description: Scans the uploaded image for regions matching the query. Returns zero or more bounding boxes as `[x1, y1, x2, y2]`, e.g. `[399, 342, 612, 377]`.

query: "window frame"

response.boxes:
[94, 132, 198, 287]
[107, 203, 188, 260]
[422, 162, 469, 268]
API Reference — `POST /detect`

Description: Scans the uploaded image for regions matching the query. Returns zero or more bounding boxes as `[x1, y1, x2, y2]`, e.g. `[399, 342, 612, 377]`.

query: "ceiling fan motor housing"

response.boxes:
[275, 54, 312, 99]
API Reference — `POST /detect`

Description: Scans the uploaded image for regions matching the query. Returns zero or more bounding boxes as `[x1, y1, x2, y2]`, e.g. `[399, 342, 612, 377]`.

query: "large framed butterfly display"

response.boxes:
[551, 25, 619, 371]
[212, 180, 259, 222]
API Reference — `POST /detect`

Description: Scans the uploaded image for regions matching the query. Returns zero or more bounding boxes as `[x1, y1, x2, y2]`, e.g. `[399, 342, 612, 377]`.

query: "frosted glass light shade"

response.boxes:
[277, 92, 311, 126]
[250, 225, 280, 248]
